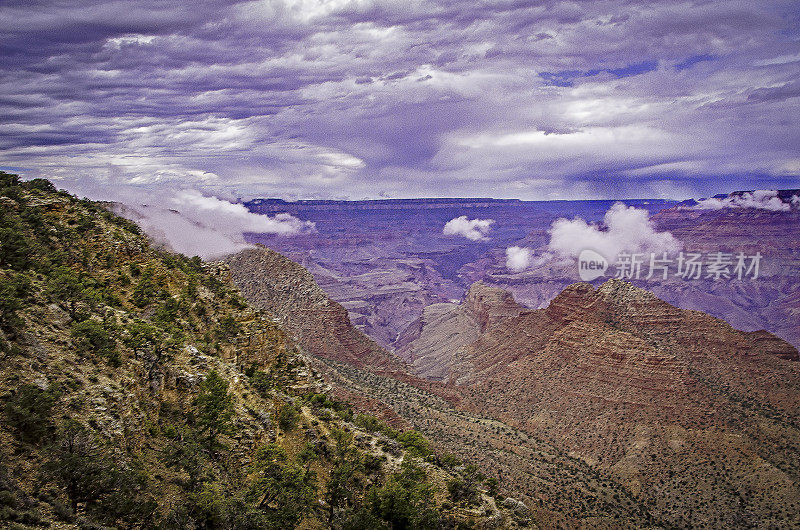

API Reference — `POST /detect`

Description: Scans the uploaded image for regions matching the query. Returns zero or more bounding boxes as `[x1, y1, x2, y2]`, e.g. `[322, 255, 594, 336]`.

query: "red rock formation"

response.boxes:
[462, 281, 525, 331]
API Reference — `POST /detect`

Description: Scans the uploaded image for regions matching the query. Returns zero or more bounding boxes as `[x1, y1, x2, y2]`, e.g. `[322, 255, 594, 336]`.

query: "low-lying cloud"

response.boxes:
[173, 190, 316, 235]
[112, 189, 315, 259]
[504, 246, 554, 272]
[547, 203, 681, 264]
[693, 190, 792, 211]
[505, 246, 533, 272]
[443, 216, 494, 241]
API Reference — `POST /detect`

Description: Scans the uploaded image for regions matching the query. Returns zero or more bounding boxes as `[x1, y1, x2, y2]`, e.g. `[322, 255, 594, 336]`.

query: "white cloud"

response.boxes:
[112, 189, 315, 259]
[443, 215, 494, 241]
[547, 202, 681, 264]
[505, 246, 533, 272]
[104, 34, 157, 49]
[171, 190, 316, 235]
[693, 190, 791, 211]
[753, 53, 800, 67]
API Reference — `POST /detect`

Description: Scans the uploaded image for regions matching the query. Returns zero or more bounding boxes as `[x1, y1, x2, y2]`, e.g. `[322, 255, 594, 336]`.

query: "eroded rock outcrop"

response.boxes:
[447, 279, 800, 528]
[225, 246, 408, 372]
[396, 281, 524, 380]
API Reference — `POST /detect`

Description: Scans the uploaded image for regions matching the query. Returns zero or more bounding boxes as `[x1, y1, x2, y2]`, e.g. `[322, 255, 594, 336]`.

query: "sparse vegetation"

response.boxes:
[277, 403, 300, 431]
[71, 318, 119, 364]
[194, 370, 234, 450]
[0, 173, 508, 528]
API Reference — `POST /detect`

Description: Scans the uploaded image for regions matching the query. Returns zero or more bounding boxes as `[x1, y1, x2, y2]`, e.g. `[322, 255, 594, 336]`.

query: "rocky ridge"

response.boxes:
[226, 246, 668, 527]
[226, 246, 407, 373]
[450, 280, 800, 527]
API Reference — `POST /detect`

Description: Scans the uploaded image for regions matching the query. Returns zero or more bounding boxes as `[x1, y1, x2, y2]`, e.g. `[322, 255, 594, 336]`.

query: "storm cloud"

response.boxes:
[1, 0, 799, 200]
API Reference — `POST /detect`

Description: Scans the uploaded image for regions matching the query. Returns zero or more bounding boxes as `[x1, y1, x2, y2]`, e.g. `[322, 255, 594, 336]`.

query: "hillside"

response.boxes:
[412, 279, 800, 527]
[7, 171, 797, 528]
[227, 242, 800, 528]
[226, 246, 665, 528]
[225, 247, 407, 373]
[0, 172, 520, 529]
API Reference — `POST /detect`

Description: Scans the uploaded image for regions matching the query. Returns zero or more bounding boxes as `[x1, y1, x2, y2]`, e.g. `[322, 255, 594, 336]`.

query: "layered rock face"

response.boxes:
[463, 281, 525, 331]
[395, 282, 524, 379]
[451, 279, 798, 405]
[225, 246, 407, 372]
[448, 280, 800, 528]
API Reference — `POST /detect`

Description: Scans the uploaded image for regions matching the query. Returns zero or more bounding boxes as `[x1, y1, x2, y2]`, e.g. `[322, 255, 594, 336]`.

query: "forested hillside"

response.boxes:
[0, 172, 518, 529]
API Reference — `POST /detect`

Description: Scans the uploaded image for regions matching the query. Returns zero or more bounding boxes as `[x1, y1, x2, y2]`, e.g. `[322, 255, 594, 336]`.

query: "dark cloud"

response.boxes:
[747, 81, 800, 103]
[0, 0, 798, 200]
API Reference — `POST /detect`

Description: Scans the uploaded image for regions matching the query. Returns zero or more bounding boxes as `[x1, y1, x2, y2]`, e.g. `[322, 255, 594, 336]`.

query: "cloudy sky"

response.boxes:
[1, 0, 798, 200]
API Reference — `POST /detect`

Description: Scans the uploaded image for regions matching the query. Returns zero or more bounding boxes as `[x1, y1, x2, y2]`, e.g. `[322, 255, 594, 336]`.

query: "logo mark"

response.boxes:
[578, 249, 608, 281]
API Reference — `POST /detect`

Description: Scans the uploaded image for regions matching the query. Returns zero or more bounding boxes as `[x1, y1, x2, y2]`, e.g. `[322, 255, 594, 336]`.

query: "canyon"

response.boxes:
[245, 197, 675, 349]
[226, 241, 800, 528]
[115, 188, 800, 527]
[245, 193, 800, 357]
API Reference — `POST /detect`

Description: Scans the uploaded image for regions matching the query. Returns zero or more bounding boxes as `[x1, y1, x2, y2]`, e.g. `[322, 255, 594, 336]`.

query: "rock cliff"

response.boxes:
[451, 279, 800, 528]
[396, 282, 524, 380]
[225, 246, 408, 372]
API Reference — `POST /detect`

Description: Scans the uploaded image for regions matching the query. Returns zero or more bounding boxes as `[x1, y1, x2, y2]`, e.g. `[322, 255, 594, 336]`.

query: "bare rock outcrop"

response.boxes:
[463, 281, 525, 331]
[225, 246, 407, 372]
[396, 281, 524, 380]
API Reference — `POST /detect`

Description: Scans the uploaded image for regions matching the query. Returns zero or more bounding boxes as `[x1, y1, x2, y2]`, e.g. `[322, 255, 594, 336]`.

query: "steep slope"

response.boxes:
[396, 282, 524, 380]
[223, 207, 800, 528]
[225, 246, 408, 373]
[451, 280, 800, 528]
[0, 173, 517, 529]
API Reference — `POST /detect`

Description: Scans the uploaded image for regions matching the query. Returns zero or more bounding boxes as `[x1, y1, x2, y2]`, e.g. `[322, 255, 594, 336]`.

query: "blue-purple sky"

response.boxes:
[1, 0, 799, 200]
